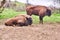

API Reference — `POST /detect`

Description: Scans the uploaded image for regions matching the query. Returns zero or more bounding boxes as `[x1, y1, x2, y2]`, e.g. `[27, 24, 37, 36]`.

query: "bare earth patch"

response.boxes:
[0, 19, 60, 40]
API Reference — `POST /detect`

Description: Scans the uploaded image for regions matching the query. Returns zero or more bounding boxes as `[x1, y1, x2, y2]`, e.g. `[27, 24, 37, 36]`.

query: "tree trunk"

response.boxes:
[0, 0, 6, 13]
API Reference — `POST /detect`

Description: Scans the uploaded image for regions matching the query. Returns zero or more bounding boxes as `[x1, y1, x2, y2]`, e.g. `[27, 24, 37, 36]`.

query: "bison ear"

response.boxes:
[26, 17, 31, 21]
[26, 17, 29, 20]
[26, 17, 32, 21]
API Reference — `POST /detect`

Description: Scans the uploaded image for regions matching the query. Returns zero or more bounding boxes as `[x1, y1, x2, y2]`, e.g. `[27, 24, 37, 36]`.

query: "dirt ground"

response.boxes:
[0, 19, 60, 40]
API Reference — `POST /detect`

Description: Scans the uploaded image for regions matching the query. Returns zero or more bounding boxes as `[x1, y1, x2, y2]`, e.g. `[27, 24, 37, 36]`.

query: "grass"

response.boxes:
[0, 8, 60, 24]
[0, 8, 26, 19]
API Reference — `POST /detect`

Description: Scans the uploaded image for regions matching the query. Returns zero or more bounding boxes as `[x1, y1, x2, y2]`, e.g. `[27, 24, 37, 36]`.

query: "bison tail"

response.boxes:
[46, 9, 51, 16]
[5, 23, 8, 26]
[5, 23, 13, 26]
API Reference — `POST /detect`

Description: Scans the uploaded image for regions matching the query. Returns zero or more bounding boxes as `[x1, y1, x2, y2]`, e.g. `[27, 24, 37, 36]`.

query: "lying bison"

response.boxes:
[26, 5, 51, 24]
[5, 14, 32, 26]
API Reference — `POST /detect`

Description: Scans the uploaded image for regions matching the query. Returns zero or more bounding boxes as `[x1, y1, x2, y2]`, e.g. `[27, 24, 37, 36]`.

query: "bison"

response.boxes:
[5, 14, 32, 26]
[26, 5, 51, 24]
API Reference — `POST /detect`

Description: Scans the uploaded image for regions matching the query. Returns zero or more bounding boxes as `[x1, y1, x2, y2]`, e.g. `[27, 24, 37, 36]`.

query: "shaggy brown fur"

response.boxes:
[26, 5, 51, 24]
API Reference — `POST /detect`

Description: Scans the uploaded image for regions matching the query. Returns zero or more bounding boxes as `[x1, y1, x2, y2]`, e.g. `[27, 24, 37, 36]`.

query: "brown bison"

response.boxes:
[26, 5, 51, 24]
[5, 14, 32, 26]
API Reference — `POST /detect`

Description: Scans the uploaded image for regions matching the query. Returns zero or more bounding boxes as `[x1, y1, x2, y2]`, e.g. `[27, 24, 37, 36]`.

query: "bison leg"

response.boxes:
[39, 16, 43, 24]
